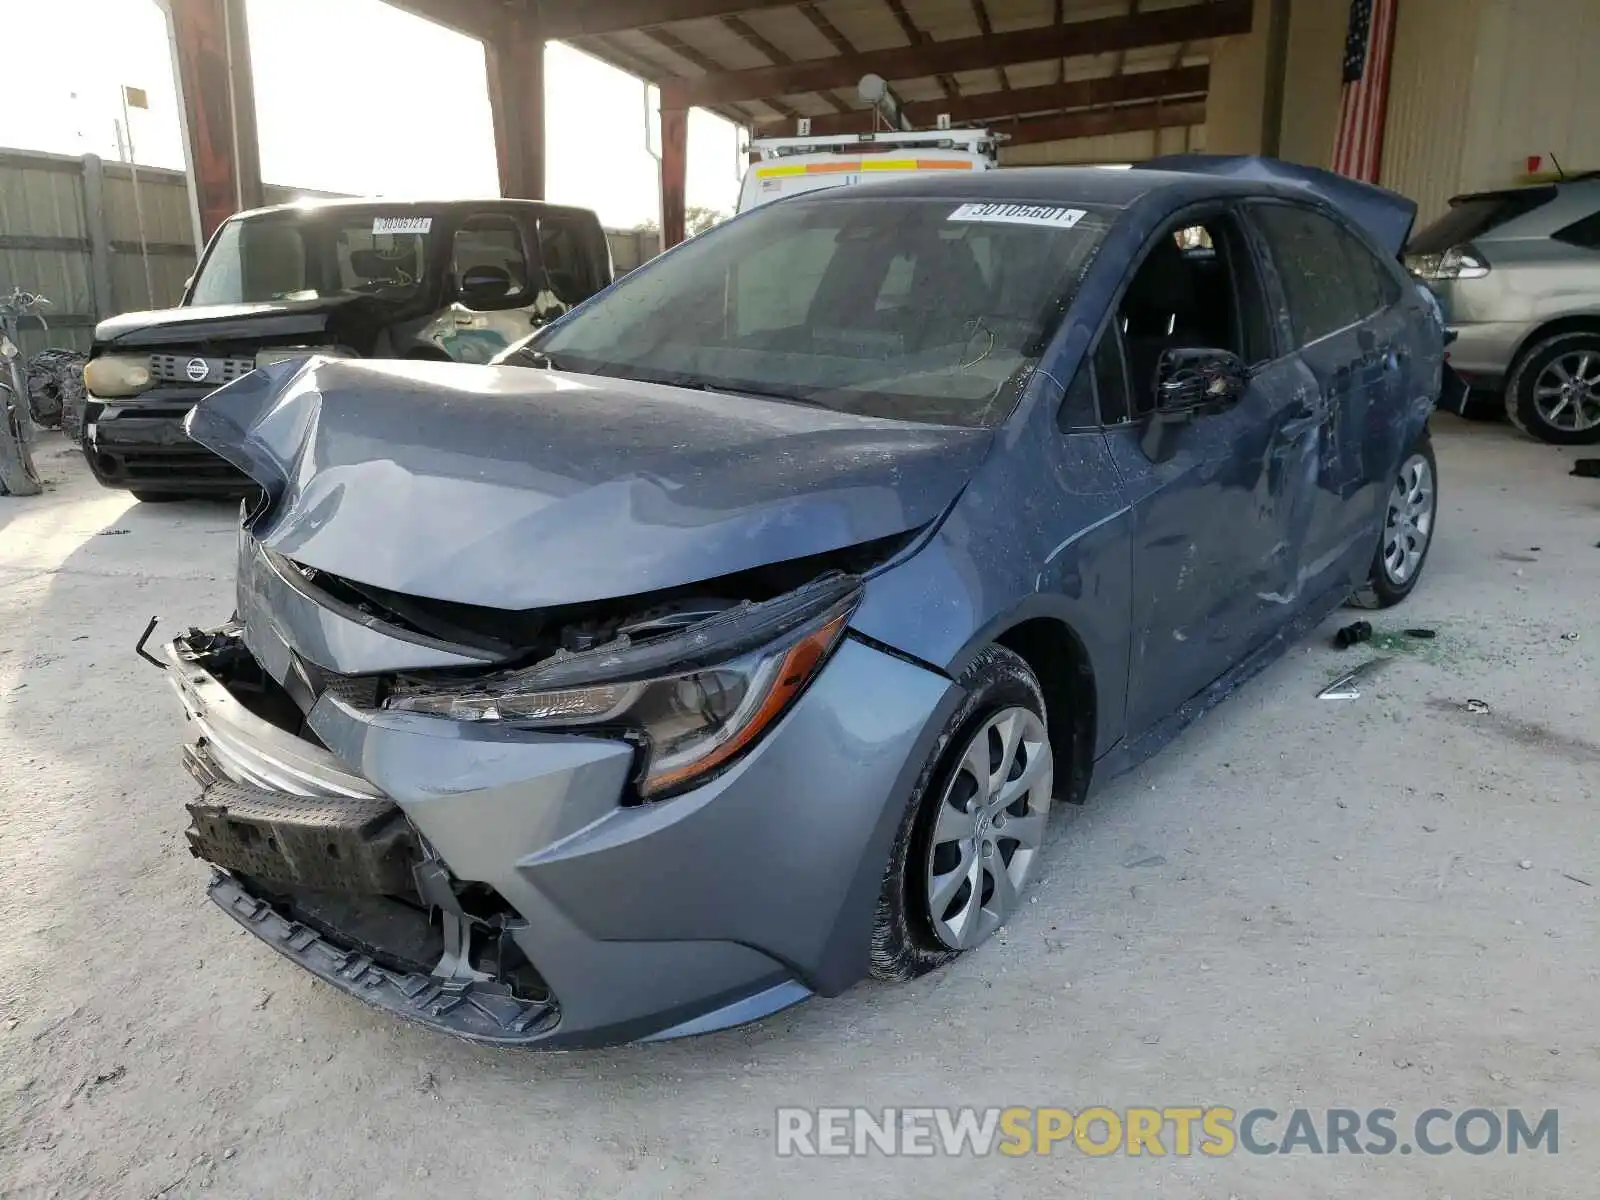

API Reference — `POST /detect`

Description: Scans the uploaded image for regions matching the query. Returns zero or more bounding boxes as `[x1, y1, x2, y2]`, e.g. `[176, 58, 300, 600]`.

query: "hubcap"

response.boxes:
[924, 707, 1053, 950]
[1533, 351, 1600, 431]
[1383, 452, 1435, 584]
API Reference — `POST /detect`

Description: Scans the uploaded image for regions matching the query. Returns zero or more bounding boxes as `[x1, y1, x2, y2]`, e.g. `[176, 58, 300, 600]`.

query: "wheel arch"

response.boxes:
[1505, 313, 1600, 383]
[986, 615, 1099, 806]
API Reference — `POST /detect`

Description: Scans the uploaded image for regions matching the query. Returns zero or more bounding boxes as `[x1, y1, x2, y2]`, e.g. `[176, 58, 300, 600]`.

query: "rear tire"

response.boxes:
[870, 644, 1054, 982]
[1349, 432, 1438, 609]
[1505, 331, 1600, 445]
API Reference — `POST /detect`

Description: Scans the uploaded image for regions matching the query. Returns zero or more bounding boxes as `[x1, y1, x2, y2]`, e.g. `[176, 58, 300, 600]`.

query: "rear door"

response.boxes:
[1247, 201, 1411, 593]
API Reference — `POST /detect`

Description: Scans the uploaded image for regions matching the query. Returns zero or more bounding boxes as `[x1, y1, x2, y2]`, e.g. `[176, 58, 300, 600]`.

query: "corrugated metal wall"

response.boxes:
[0, 147, 656, 357]
[0, 154, 100, 356]
[1378, 0, 1484, 223]
[1455, 0, 1600, 192]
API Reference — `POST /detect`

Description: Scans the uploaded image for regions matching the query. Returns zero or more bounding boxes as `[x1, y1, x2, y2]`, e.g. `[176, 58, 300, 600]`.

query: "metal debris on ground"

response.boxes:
[1317, 656, 1392, 700]
[1404, 628, 1437, 639]
[1464, 698, 1491, 715]
[1561, 632, 1580, 642]
[97, 528, 129, 537]
[1334, 620, 1373, 649]
[25, 348, 87, 430]
[1562, 873, 1592, 887]
[1518, 859, 1534, 870]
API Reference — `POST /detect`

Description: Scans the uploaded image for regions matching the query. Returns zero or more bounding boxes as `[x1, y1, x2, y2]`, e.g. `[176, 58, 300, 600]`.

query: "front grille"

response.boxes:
[149, 352, 256, 386]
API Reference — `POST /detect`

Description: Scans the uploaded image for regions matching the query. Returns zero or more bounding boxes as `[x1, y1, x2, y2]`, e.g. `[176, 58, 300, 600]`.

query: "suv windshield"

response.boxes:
[534, 196, 1111, 427]
[188, 211, 437, 306]
[1407, 187, 1557, 254]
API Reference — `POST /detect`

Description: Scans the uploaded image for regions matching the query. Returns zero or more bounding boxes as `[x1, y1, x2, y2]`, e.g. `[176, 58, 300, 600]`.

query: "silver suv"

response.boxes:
[1408, 176, 1600, 444]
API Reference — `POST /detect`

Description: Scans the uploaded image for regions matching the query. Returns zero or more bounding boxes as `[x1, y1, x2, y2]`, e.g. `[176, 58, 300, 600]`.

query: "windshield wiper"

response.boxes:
[646, 374, 823, 407]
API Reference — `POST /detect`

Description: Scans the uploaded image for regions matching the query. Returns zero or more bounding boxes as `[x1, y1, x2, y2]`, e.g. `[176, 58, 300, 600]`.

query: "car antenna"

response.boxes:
[1548, 151, 1567, 180]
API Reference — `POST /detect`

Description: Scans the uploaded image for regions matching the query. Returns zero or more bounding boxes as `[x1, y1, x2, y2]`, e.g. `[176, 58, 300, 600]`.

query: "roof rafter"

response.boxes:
[661, 0, 1250, 109]
[539, 0, 809, 40]
[721, 14, 850, 113]
[1002, 97, 1205, 147]
[883, 0, 958, 100]
[752, 64, 1208, 137]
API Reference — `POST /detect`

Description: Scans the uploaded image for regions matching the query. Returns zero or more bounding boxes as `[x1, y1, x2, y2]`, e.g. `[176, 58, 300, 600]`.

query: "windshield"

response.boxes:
[534, 196, 1111, 427]
[188, 211, 436, 305]
[1407, 187, 1556, 254]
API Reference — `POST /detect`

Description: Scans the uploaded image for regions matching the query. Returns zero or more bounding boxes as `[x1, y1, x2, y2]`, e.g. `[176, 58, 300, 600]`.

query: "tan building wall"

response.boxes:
[999, 123, 1201, 168]
[1209, 0, 1600, 222]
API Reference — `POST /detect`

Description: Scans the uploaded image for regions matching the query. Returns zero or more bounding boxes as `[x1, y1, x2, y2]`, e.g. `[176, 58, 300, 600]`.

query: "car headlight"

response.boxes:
[83, 354, 152, 397]
[255, 345, 349, 367]
[384, 575, 860, 798]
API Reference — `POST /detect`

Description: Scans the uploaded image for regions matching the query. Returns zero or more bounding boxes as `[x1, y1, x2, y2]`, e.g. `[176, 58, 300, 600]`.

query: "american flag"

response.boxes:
[1332, 0, 1398, 183]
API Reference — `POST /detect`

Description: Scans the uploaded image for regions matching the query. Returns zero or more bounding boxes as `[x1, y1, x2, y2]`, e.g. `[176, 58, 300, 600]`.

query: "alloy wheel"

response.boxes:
[1532, 351, 1600, 432]
[1383, 452, 1435, 585]
[923, 706, 1053, 950]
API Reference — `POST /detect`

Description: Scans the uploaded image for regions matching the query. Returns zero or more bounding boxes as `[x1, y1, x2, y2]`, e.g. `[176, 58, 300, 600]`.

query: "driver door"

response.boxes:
[1098, 206, 1322, 737]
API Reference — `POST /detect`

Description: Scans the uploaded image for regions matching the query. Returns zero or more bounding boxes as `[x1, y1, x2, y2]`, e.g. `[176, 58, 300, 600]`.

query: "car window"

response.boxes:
[537, 216, 603, 305]
[1337, 225, 1402, 315]
[1252, 205, 1370, 346]
[453, 215, 530, 302]
[1552, 208, 1600, 250]
[1407, 186, 1557, 254]
[535, 196, 1113, 428]
[733, 227, 837, 335]
[1116, 210, 1272, 414]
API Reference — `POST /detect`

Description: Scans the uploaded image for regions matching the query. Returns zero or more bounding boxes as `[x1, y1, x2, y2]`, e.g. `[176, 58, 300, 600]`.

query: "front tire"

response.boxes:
[1350, 433, 1438, 609]
[870, 644, 1054, 982]
[1506, 332, 1600, 444]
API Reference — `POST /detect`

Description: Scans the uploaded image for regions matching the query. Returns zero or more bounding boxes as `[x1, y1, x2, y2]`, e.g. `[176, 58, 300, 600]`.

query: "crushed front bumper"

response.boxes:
[84, 395, 254, 494]
[163, 620, 955, 1047]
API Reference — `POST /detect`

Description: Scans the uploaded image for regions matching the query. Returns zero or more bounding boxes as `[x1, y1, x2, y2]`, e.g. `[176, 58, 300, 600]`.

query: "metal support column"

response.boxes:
[485, 15, 547, 199]
[165, 0, 264, 242]
[659, 106, 688, 249]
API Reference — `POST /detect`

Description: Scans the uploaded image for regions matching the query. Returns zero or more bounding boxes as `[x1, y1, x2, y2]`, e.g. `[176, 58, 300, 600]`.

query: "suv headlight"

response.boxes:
[384, 575, 860, 798]
[1406, 244, 1489, 281]
[83, 354, 152, 397]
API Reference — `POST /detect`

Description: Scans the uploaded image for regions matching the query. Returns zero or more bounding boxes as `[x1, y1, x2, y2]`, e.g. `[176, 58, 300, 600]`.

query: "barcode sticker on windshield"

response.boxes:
[372, 216, 432, 234]
[948, 203, 1086, 229]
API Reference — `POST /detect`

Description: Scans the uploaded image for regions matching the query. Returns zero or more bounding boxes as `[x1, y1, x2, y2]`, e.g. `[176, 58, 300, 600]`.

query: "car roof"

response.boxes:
[782, 165, 1295, 209]
[232, 196, 596, 222]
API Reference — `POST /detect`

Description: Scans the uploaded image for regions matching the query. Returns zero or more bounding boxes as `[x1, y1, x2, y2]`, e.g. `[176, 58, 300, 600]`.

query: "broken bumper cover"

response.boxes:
[165, 627, 956, 1048]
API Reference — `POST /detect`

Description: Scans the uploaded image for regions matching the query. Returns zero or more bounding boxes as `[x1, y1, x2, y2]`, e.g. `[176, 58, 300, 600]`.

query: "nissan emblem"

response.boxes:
[185, 357, 210, 383]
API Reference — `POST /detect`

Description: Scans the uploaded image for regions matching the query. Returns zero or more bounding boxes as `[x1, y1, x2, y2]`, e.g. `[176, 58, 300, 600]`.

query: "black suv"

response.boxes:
[81, 197, 613, 499]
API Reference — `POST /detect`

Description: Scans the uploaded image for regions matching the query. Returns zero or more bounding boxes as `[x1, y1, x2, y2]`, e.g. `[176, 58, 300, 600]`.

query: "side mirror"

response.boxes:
[456, 265, 514, 310]
[1140, 347, 1248, 463]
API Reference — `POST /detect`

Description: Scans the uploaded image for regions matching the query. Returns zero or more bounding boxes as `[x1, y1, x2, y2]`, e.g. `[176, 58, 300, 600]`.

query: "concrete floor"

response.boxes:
[1, 416, 1596, 1199]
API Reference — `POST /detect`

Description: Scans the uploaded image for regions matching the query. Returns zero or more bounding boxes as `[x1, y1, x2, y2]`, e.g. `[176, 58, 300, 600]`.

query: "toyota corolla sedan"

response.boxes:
[162, 157, 1443, 1048]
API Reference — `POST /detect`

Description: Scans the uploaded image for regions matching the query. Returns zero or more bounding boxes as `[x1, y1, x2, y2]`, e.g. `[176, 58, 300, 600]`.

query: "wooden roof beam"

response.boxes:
[1001, 97, 1205, 148]
[661, 0, 1250, 108]
[752, 64, 1207, 137]
[539, 0, 807, 40]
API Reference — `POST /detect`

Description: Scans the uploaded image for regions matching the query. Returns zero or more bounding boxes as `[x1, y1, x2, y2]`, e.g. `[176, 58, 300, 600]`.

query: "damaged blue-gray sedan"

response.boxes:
[161, 157, 1443, 1047]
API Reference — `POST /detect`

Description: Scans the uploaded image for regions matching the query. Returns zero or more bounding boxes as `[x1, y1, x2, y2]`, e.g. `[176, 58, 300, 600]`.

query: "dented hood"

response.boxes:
[187, 358, 991, 609]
